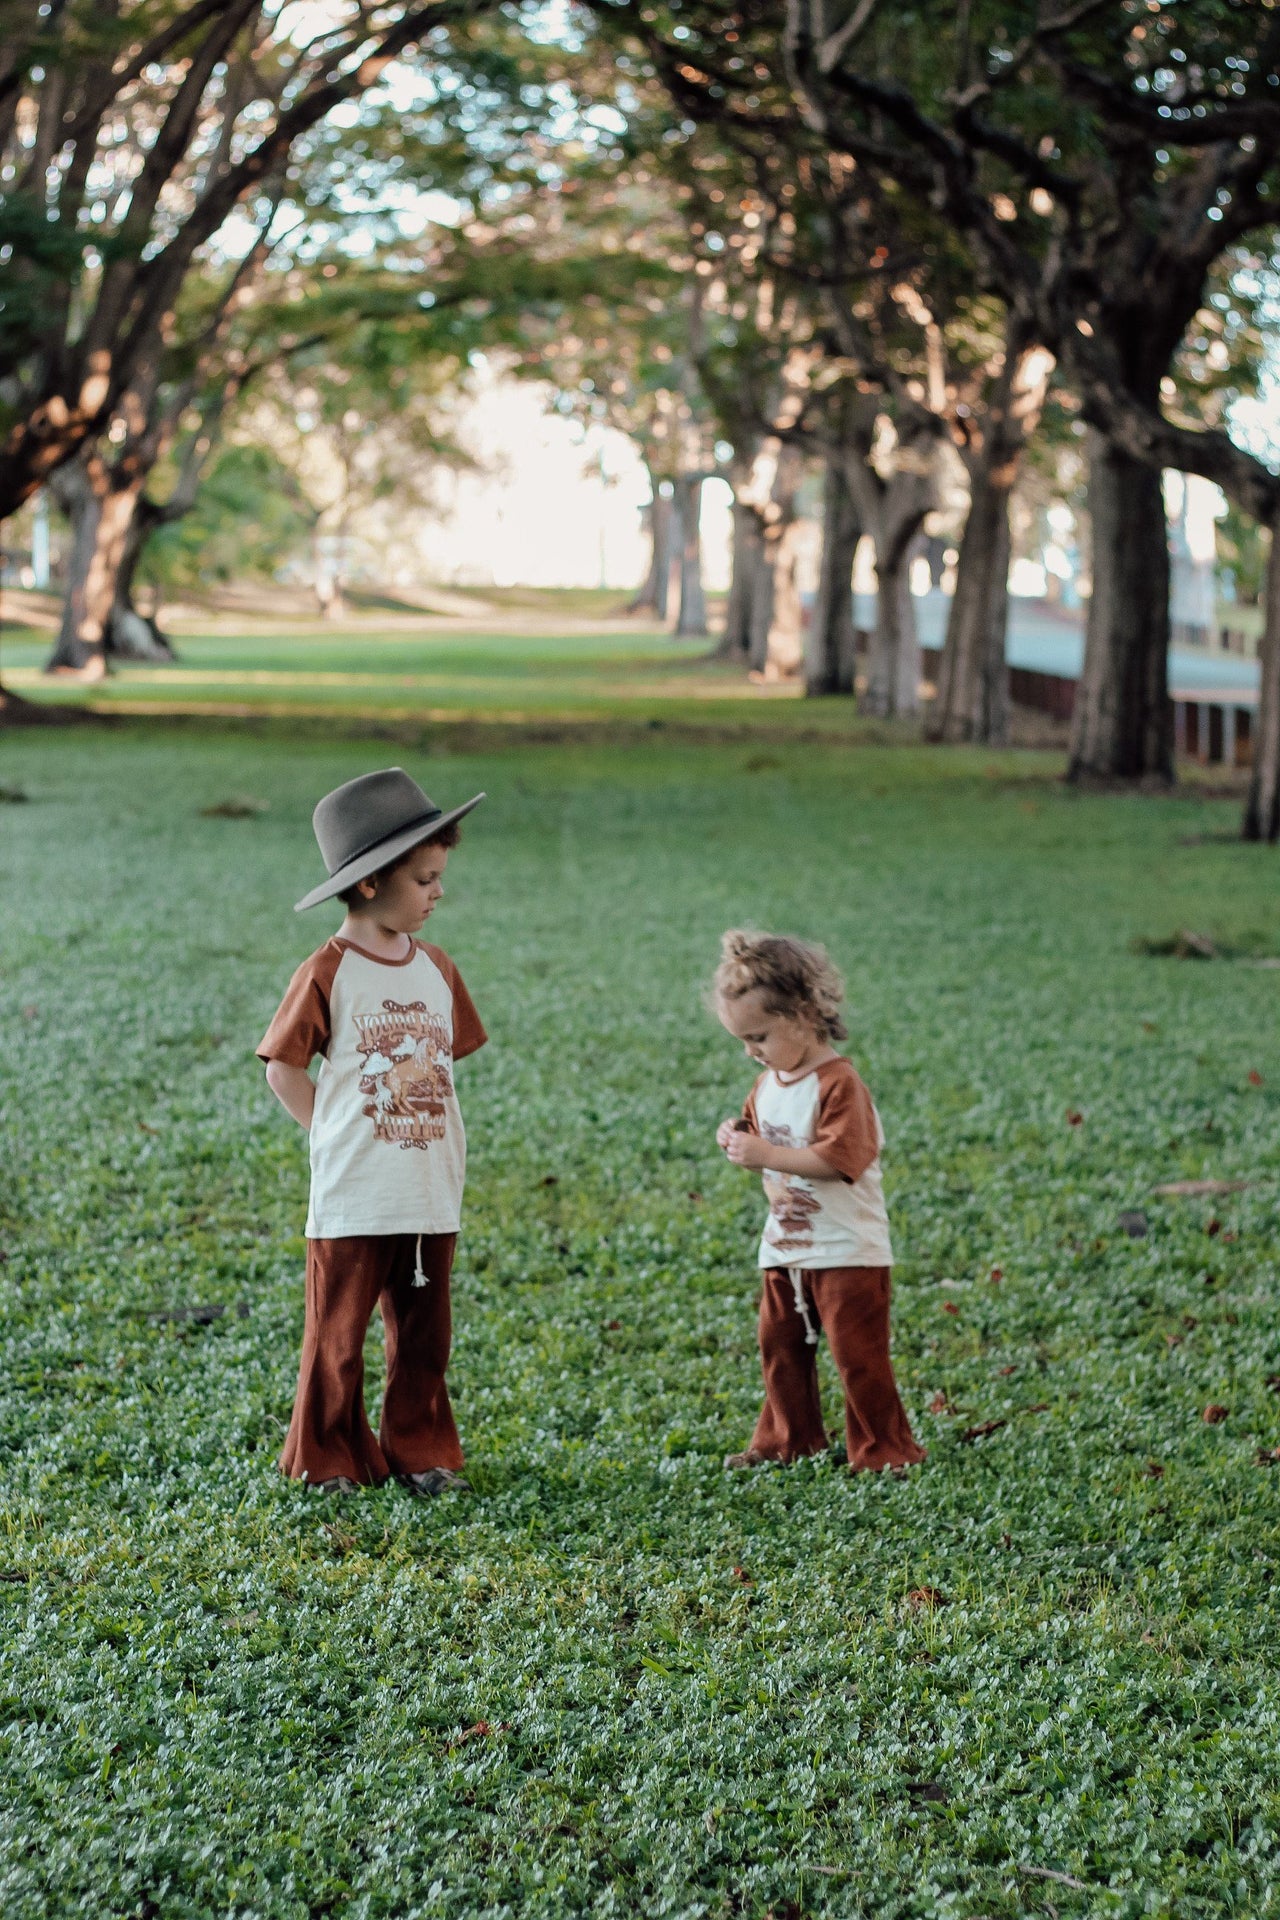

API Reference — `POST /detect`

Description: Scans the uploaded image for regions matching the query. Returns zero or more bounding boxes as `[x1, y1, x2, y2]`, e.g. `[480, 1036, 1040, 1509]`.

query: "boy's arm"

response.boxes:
[256, 945, 337, 1130]
[265, 1060, 316, 1131]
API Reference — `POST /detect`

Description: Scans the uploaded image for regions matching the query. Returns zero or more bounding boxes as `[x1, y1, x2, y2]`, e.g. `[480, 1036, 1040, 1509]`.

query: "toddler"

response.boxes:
[258, 767, 487, 1497]
[713, 929, 925, 1473]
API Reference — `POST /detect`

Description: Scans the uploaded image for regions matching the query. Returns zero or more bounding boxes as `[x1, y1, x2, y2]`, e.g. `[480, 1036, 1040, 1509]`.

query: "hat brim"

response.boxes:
[293, 792, 486, 912]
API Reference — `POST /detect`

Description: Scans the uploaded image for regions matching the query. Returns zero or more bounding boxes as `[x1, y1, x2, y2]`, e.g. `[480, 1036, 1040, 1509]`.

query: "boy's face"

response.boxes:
[717, 988, 818, 1074]
[357, 841, 449, 931]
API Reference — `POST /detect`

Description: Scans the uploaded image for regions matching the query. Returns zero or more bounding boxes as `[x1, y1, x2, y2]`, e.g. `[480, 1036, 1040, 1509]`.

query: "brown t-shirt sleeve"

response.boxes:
[424, 945, 488, 1060]
[256, 943, 340, 1067]
[810, 1061, 881, 1184]
[739, 1076, 764, 1135]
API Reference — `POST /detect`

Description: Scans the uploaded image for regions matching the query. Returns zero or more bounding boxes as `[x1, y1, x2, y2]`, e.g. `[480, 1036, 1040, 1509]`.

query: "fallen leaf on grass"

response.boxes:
[1202, 1404, 1229, 1425]
[1131, 929, 1217, 960]
[1248, 1070, 1264, 1086]
[1022, 1403, 1050, 1415]
[731, 1565, 753, 1584]
[446, 1720, 507, 1750]
[0, 1570, 30, 1583]
[1117, 1210, 1148, 1238]
[1152, 1179, 1248, 1198]
[997, 1364, 1017, 1376]
[927, 1391, 956, 1415]
[906, 1585, 945, 1612]
[1143, 1461, 1165, 1479]
[1206, 1218, 1222, 1237]
[1065, 1108, 1084, 1126]
[960, 1419, 1007, 1444]
[989, 1266, 1003, 1282]
[199, 796, 268, 818]
[1265, 1375, 1280, 1395]
[137, 1120, 159, 1136]
[603, 1319, 621, 1331]
[941, 1301, 960, 1317]
[0, 786, 29, 804]
[906, 1780, 948, 1803]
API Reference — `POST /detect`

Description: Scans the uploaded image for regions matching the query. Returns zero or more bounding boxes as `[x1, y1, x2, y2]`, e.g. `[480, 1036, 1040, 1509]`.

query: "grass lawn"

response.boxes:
[0, 621, 882, 736]
[1, 715, 1279, 1918]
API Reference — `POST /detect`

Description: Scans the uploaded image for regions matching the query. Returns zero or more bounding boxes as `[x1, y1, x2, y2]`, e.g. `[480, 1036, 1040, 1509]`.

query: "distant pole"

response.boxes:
[32, 490, 50, 588]
[597, 440, 607, 590]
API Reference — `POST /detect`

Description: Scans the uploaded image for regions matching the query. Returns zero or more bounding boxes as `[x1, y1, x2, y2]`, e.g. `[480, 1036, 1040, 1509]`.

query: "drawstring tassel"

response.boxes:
[412, 1234, 428, 1288]
[788, 1267, 819, 1345]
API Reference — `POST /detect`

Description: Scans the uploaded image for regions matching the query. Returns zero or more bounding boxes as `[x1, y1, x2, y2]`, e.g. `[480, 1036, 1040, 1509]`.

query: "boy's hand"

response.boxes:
[724, 1129, 768, 1170]
[715, 1117, 743, 1151]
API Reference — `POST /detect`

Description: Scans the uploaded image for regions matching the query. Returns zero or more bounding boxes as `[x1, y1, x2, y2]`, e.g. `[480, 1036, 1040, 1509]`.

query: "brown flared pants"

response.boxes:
[749, 1264, 926, 1471]
[279, 1232, 464, 1485]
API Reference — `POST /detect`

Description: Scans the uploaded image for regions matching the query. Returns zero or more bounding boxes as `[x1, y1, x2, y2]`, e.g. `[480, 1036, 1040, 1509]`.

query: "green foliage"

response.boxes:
[142, 447, 315, 591]
[2, 715, 1279, 1916]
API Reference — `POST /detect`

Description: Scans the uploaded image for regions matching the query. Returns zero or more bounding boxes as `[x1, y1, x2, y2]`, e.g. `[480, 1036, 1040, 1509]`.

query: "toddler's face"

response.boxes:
[717, 988, 818, 1074]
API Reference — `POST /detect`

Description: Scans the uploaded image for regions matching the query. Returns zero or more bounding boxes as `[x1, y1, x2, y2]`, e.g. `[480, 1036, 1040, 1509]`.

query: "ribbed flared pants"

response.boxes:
[279, 1232, 464, 1485]
[749, 1264, 926, 1471]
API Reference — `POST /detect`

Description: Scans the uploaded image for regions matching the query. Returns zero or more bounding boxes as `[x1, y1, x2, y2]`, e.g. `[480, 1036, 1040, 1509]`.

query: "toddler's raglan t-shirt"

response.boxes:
[257, 937, 486, 1238]
[743, 1056, 893, 1269]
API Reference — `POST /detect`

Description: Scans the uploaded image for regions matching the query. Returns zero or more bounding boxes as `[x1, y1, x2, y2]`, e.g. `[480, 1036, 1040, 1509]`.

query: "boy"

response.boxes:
[258, 767, 487, 1496]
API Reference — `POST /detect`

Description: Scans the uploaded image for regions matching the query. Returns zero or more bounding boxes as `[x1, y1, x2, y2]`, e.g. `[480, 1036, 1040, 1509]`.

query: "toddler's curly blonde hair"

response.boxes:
[712, 929, 847, 1042]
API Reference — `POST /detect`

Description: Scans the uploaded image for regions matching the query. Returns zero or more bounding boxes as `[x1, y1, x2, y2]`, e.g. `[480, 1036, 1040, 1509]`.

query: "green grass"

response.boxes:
[2, 719, 1280, 1918]
[0, 622, 876, 733]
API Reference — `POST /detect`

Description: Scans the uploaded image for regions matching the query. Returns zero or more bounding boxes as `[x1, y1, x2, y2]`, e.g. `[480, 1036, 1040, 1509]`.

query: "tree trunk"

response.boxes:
[672, 473, 708, 636]
[806, 453, 859, 695]
[718, 497, 762, 659]
[1243, 515, 1280, 842]
[106, 501, 177, 661]
[45, 467, 149, 675]
[1069, 432, 1172, 782]
[864, 541, 920, 716]
[929, 462, 1012, 743]
[747, 523, 775, 673]
[630, 482, 675, 618]
[763, 519, 805, 678]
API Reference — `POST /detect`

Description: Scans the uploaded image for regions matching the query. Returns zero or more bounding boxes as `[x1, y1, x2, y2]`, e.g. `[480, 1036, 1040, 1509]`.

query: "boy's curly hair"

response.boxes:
[712, 929, 847, 1042]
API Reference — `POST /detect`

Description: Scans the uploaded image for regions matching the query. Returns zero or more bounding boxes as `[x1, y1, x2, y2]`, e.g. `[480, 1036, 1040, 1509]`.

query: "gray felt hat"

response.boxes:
[295, 768, 485, 912]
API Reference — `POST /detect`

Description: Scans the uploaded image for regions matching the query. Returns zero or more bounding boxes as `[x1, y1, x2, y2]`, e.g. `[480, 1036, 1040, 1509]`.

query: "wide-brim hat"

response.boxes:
[295, 767, 485, 912]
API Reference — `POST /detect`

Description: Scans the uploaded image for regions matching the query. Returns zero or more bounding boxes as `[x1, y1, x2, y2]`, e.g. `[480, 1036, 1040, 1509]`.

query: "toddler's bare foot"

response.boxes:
[723, 1448, 773, 1471]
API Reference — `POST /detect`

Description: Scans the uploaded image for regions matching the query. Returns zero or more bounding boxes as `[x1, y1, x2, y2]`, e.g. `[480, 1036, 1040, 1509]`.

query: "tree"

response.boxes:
[601, 0, 1280, 776]
[0, 0, 496, 522]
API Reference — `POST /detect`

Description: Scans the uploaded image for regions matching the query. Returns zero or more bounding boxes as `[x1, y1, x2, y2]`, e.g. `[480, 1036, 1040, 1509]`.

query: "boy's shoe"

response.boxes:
[309, 1475, 361, 1495]
[397, 1468, 472, 1498]
[723, 1448, 773, 1471]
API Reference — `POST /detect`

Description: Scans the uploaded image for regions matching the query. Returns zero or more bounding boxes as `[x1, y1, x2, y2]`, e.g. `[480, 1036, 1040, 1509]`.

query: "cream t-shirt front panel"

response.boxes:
[257, 937, 486, 1238]
[745, 1056, 893, 1270]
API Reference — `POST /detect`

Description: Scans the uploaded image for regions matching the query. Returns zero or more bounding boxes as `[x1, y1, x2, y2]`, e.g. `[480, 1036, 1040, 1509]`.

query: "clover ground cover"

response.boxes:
[0, 721, 1278, 1918]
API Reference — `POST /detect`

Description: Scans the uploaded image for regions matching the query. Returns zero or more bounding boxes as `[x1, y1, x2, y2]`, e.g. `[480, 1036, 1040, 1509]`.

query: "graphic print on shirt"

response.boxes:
[354, 998, 453, 1151]
[760, 1119, 821, 1252]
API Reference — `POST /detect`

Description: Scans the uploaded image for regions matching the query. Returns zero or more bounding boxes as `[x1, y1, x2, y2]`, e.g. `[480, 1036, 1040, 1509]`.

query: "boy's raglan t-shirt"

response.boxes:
[742, 1056, 893, 1269]
[257, 937, 486, 1238]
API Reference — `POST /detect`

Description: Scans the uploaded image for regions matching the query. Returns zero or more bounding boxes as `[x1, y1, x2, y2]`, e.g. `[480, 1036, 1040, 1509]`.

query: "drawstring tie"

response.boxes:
[412, 1234, 428, 1288]
[788, 1266, 819, 1345]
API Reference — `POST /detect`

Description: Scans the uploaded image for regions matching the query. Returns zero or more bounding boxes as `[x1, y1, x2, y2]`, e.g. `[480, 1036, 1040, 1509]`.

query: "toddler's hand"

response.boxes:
[725, 1129, 767, 1170]
[715, 1117, 741, 1151]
